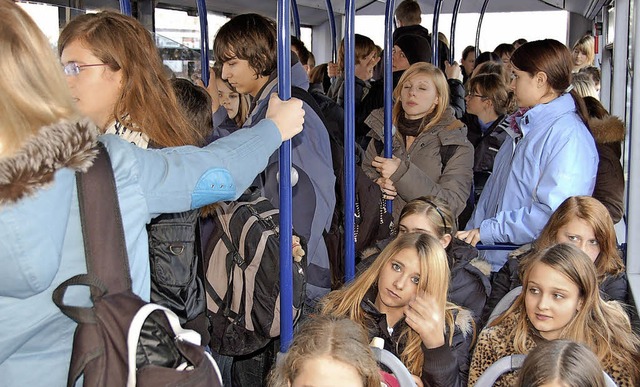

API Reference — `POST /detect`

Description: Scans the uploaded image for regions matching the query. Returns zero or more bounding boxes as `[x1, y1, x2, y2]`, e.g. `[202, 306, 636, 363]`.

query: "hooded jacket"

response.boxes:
[0, 117, 283, 386]
[243, 61, 337, 306]
[360, 287, 475, 387]
[466, 93, 599, 271]
[363, 107, 474, 221]
[590, 115, 625, 223]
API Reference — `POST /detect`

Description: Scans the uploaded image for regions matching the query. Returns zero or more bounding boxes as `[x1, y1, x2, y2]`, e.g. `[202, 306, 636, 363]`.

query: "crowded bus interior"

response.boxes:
[3, 0, 640, 385]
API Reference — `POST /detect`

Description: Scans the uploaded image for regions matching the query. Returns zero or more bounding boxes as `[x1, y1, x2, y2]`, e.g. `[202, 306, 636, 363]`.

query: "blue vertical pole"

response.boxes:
[277, 0, 294, 353]
[196, 0, 209, 87]
[344, 0, 356, 283]
[291, 0, 301, 38]
[450, 0, 463, 64]
[431, 0, 443, 67]
[119, 0, 131, 16]
[324, 0, 338, 63]
[383, 0, 395, 214]
[476, 0, 491, 58]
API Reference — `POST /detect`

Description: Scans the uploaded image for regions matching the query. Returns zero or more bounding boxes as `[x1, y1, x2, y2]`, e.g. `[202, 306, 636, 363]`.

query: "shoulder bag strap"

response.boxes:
[77, 141, 132, 295]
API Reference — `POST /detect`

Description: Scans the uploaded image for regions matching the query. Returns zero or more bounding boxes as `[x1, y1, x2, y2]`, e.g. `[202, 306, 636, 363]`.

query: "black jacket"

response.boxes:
[358, 237, 491, 325]
[361, 287, 474, 387]
[460, 113, 509, 173]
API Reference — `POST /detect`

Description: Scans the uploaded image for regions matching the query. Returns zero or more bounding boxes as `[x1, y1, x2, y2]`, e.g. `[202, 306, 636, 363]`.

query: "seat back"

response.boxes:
[370, 345, 416, 387]
[486, 286, 523, 327]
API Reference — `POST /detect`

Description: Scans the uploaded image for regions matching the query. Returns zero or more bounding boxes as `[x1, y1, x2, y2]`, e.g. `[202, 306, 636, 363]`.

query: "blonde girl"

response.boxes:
[470, 244, 640, 386]
[321, 233, 475, 387]
[363, 62, 473, 221]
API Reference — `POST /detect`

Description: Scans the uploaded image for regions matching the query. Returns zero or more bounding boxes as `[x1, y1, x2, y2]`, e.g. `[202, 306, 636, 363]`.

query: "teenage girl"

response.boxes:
[485, 196, 628, 323]
[362, 62, 473, 221]
[469, 244, 640, 386]
[321, 233, 475, 387]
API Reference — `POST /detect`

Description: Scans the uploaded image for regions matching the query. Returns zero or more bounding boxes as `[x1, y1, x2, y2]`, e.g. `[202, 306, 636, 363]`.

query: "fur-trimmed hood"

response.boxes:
[589, 115, 625, 144]
[0, 118, 98, 205]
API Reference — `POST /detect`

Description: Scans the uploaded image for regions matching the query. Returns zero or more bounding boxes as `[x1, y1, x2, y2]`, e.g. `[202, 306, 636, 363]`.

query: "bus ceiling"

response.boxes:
[33, 0, 608, 25]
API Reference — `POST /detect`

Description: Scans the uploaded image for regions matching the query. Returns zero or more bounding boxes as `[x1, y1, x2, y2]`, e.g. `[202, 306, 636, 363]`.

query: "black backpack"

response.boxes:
[52, 144, 222, 387]
[291, 87, 394, 289]
[203, 187, 306, 356]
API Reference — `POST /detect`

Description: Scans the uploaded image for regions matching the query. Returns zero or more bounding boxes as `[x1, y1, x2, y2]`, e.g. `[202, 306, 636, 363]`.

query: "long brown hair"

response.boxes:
[493, 244, 640, 383]
[534, 196, 625, 281]
[320, 233, 458, 375]
[267, 316, 381, 387]
[58, 11, 201, 147]
[510, 39, 590, 126]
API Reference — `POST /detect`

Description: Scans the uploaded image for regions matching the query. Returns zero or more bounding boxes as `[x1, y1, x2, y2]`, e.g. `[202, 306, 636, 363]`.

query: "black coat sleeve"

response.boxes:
[421, 322, 473, 387]
[481, 258, 520, 325]
[448, 79, 466, 119]
[600, 272, 628, 303]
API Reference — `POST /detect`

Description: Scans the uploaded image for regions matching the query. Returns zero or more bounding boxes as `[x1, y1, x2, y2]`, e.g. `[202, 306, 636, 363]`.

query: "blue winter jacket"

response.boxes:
[466, 93, 598, 270]
[0, 117, 283, 386]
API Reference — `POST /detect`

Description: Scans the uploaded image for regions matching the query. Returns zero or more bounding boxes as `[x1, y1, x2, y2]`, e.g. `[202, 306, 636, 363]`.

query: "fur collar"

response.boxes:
[589, 115, 625, 144]
[0, 118, 99, 205]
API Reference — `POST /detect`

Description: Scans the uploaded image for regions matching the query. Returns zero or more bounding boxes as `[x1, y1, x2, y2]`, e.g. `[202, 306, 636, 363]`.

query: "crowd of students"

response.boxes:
[1, 0, 639, 385]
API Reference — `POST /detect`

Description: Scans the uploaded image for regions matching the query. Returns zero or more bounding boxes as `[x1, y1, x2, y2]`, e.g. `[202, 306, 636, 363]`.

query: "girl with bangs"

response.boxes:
[320, 233, 475, 387]
[58, 11, 203, 148]
[362, 62, 473, 222]
[469, 244, 640, 387]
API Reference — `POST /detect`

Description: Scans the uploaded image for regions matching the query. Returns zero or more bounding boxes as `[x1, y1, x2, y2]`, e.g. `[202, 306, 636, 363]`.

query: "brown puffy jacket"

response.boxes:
[590, 115, 625, 223]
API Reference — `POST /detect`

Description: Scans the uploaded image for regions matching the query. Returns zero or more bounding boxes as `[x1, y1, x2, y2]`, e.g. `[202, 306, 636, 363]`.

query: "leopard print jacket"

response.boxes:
[468, 312, 634, 386]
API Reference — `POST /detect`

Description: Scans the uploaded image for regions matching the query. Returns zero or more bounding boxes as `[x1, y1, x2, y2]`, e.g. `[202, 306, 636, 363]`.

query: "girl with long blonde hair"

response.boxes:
[470, 244, 640, 386]
[362, 62, 474, 221]
[321, 233, 475, 386]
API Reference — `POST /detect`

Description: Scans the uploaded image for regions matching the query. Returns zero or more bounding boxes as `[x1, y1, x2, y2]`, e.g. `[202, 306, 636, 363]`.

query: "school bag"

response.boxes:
[291, 86, 394, 289]
[52, 143, 222, 387]
[203, 187, 306, 356]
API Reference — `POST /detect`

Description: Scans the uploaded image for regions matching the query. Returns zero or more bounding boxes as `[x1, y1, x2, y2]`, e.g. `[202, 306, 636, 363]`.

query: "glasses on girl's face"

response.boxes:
[62, 62, 109, 76]
[465, 91, 486, 99]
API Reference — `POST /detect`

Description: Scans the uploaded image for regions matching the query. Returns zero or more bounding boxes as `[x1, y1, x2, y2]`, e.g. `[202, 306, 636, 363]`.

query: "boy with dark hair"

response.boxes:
[214, 13, 336, 310]
[394, 0, 422, 27]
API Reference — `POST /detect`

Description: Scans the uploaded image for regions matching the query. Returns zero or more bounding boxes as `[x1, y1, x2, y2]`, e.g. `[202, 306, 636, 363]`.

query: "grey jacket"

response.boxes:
[363, 107, 474, 221]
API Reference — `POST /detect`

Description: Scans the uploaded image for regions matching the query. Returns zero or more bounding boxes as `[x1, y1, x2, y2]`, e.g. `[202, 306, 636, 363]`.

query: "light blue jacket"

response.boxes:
[466, 93, 598, 271]
[0, 118, 282, 386]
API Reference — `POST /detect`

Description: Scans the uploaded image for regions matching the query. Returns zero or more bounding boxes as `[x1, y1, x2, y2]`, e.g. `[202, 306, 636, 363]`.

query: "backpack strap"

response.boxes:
[439, 144, 458, 174]
[52, 142, 131, 323]
[77, 142, 132, 295]
[291, 86, 329, 130]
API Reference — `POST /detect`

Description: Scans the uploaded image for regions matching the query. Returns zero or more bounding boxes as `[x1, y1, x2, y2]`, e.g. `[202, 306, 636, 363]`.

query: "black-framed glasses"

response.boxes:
[63, 62, 109, 76]
[465, 91, 487, 99]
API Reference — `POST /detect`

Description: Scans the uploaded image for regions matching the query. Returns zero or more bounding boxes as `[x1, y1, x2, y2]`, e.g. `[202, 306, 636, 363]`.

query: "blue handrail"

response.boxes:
[344, 0, 356, 282]
[431, 0, 443, 67]
[324, 0, 338, 62]
[383, 0, 396, 213]
[450, 0, 463, 64]
[291, 0, 301, 38]
[277, 0, 294, 353]
[119, 0, 131, 16]
[475, 243, 520, 251]
[475, 0, 491, 58]
[196, 0, 209, 87]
